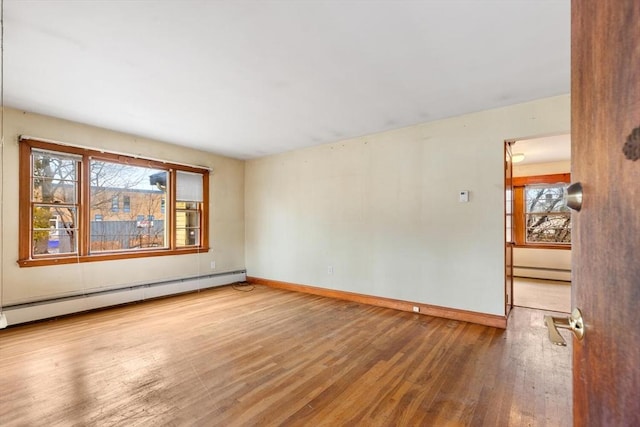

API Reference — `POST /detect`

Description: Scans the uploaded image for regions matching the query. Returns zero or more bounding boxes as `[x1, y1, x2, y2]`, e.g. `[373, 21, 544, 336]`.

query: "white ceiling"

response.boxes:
[4, 1, 570, 160]
[513, 134, 571, 165]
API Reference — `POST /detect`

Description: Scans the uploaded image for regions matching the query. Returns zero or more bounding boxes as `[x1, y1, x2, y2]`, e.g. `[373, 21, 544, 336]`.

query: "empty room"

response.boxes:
[1, 1, 638, 426]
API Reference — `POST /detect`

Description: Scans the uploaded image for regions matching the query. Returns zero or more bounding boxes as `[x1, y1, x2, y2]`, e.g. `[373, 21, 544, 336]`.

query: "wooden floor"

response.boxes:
[513, 278, 572, 313]
[0, 285, 571, 426]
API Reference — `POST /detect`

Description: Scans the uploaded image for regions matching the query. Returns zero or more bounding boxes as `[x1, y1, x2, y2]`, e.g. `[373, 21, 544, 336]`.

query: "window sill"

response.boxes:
[513, 244, 571, 250]
[17, 246, 210, 267]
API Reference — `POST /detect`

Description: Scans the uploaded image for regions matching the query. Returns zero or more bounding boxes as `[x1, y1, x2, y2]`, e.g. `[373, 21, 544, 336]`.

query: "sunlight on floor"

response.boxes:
[513, 277, 571, 313]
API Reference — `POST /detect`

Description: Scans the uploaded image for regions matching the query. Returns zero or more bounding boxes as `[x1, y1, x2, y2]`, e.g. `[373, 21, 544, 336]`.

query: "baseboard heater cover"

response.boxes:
[513, 265, 571, 273]
[513, 265, 571, 281]
[1, 270, 246, 328]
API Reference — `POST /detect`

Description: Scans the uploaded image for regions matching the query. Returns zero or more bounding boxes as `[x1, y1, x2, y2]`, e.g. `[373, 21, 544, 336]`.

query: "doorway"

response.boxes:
[507, 134, 572, 313]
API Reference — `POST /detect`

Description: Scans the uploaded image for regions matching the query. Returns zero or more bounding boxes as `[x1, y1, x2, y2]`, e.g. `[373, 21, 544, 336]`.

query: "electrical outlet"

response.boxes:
[210, 261, 216, 270]
[327, 266, 334, 275]
[412, 306, 420, 313]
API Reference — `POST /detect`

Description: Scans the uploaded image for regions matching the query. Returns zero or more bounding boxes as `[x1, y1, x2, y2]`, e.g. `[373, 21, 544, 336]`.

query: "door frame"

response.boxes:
[504, 139, 514, 318]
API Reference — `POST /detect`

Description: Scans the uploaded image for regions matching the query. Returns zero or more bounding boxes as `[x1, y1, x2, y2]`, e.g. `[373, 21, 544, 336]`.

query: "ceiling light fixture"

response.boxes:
[512, 153, 525, 163]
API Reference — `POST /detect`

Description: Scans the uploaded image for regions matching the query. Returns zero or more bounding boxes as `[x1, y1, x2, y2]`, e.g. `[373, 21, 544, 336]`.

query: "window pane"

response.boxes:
[176, 209, 200, 247]
[32, 206, 78, 255]
[176, 201, 199, 210]
[525, 185, 570, 213]
[525, 183, 571, 244]
[31, 150, 78, 203]
[90, 161, 168, 252]
[526, 213, 571, 244]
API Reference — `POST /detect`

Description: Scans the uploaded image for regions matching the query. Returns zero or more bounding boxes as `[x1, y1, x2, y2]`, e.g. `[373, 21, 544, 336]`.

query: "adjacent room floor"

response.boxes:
[513, 277, 572, 313]
[0, 285, 572, 426]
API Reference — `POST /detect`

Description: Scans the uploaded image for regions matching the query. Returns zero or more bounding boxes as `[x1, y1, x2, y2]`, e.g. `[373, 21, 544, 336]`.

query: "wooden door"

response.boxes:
[572, 0, 640, 424]
[505, 141, 514, 317]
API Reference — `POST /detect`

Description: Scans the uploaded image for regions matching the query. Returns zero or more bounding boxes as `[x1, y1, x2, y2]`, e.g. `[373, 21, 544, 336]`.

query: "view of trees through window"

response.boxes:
[525, 184, 571, 244]
[31, 151, 169, 255]
[21, 139, 208, 266]
[31, 150, 79, 255]
[90, 161, 167, 252]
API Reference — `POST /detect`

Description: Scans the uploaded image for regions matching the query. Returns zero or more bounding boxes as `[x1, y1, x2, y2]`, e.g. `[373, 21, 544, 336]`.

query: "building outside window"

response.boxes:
[175, 171, 203, 247]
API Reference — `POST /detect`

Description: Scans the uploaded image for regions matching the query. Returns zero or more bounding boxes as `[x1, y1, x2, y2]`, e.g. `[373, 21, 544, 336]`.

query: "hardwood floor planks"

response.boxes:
[0, 284, 571, 426]
[513, 278, 571, 313]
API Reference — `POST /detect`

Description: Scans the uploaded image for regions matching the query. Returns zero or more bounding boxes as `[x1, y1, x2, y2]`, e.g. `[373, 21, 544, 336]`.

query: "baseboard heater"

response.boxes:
[513, 265, 571, 281]
[0, 270, 246, 328]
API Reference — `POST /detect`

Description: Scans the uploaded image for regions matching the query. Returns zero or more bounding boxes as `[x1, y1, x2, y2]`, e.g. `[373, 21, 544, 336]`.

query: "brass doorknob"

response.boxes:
[544, 308, 584, 346]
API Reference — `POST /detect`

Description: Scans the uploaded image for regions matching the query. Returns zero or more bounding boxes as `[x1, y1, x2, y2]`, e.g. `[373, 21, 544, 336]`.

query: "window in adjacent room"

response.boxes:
[524, 183, 571, 244]
[512, 173, 571, 248]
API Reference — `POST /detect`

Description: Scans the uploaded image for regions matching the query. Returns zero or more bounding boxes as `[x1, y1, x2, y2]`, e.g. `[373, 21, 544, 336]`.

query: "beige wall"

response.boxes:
[245, 95, 570, 316]
[514, 248, 571, 281]
[513, 159, 572, 281]
[0, 108, 245, 305]
[0, 95, 571, 316]
[513, 160, 570, 177]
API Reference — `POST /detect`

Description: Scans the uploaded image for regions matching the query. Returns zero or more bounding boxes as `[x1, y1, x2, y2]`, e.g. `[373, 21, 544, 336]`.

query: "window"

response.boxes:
[175, 171, 203, 247]
[29, 150, 80, 256]
[176, 202, 200, 246]
[512, 173, 571, 248]
[90, 160, 167, 252]
[525, 184, 571, 244]
[19, 138, 209, 266]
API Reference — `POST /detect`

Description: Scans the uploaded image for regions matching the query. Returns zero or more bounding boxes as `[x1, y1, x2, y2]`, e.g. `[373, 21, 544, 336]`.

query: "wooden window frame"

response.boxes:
[513, 173, 571, 250]
[18, 138, 209, 267]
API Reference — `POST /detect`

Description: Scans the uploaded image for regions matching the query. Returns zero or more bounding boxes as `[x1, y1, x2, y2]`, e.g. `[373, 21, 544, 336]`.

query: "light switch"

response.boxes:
[459, 190, 469, 203]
